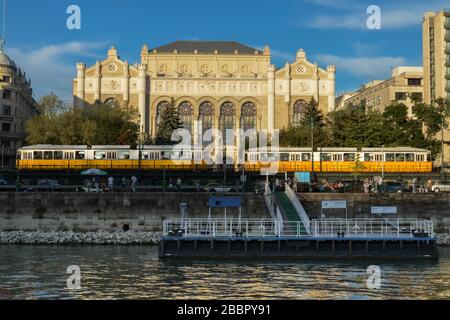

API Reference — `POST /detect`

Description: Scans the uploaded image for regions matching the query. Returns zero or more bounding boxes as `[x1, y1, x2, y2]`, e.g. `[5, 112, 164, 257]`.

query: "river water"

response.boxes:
[0, 245, 449, 300]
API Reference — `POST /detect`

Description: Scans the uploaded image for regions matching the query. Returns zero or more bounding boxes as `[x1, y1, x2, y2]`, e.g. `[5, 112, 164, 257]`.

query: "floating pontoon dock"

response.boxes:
[159, 218, 438, 260]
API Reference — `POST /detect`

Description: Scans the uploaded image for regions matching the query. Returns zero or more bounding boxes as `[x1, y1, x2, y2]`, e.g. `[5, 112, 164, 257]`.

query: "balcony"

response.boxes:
[0, 131, 26, 140]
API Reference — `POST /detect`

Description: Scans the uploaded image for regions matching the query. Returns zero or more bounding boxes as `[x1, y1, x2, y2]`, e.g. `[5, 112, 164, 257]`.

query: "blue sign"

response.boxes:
[208, 197, 242, 208]
[295, 172, 311, 183]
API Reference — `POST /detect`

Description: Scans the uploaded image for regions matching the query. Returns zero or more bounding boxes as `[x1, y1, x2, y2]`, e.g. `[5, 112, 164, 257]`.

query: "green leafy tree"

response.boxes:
[280, 98, 328, 148]
[156, 98, 183, 145]
[26, 93, 139, 145]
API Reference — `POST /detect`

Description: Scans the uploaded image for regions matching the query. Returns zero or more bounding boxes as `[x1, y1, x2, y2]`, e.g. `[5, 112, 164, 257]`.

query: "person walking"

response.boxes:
[121, 176, 126, 192]
[94, 175, 100, 193]
[131, 176, 138, 193]
[108, 176, 114, 192]
[177, 177, 182, 192]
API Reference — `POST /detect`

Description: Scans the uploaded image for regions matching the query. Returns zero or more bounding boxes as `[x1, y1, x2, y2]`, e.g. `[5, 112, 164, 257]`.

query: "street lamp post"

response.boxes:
[310, 114, 315, 192]
[441, 115, 445, 179]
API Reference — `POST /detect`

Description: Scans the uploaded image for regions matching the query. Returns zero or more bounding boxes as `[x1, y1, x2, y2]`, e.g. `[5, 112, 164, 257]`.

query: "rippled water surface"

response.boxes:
[0, 245, 449, 300]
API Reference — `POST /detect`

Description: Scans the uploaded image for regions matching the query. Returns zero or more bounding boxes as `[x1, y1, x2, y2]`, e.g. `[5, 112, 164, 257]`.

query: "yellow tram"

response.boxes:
[16, 145, 432, 173]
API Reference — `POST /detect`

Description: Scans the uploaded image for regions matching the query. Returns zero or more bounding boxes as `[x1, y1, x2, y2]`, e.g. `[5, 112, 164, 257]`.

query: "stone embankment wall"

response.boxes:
[0, 192, 269, 233]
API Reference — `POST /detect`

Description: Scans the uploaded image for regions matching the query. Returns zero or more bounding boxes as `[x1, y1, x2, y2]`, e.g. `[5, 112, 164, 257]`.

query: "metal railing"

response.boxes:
[162, 218, 434, 239]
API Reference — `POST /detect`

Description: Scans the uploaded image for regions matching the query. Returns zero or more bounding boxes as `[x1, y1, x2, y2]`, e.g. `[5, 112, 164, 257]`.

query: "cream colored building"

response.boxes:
[73, 41, 336, 139]
[423, 10, 450, 165]
[0, 47, 38, 169]
[339, 67, 423, 117]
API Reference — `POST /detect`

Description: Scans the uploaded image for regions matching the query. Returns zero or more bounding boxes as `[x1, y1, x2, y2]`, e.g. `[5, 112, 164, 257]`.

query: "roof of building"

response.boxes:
[0, 50, 16, 68]
[149, 40, 263, 55]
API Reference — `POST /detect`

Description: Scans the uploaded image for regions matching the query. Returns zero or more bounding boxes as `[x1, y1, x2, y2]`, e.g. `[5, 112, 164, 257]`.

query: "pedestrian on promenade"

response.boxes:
[108, 176, 114, 192]
[177, 177, 182, 192]
[122, 176, 126, 192]
[94, 176, 100, 193]
[412, 177, 418, 194]
[131, 176, 138, 193]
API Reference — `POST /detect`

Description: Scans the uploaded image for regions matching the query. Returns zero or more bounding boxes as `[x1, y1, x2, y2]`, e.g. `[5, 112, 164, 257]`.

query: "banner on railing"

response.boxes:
[322, 200, 347, 209]
[371, 206, 397, 215]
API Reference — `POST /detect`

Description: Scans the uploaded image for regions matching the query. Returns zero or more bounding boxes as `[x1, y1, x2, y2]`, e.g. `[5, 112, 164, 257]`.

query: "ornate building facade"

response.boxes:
[0, 47, 39, 169]
[73, 41, 336, 139]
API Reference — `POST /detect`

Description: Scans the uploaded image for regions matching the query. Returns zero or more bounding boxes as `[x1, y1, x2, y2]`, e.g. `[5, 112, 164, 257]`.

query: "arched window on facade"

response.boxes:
[292, 100, 307, 127]
[240, 102, 257, 131]
[220, 102, 236, 141]
[156, 101, 171, 128]
[199, 102, 214, 135]
[104, 98, 120, 108]
[178, 101, 194, 135]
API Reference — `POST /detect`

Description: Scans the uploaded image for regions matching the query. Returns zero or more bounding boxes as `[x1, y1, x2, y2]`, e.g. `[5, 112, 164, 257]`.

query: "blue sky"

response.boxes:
[3, 0, 450, 100]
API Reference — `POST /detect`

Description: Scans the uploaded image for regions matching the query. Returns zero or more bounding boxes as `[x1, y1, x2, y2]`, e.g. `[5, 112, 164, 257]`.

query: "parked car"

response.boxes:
[431, 181, 450, 193]
[0, 178, 7, 186]
[76, 186, 104, 193]
[384, 182, 405, 193]
[204, 183, 240, 193]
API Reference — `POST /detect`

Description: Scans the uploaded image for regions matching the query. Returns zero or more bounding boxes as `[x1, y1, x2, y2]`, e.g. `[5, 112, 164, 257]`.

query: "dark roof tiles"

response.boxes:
[149, 41, 262, 55]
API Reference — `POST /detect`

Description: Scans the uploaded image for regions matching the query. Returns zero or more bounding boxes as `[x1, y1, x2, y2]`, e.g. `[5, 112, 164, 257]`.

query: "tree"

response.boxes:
[413, 98, 450, 160]
[280, 98, 328, 148]
[382, 102, 427, 148]
[156, 98, 183, 145]
[26, 93, 139, 146]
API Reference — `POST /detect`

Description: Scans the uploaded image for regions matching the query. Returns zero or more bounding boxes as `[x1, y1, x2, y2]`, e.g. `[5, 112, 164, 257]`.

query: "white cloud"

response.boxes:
[8, 41, 107, 101]
[316, 54, 407, 78]
[304, 0, 450, 30]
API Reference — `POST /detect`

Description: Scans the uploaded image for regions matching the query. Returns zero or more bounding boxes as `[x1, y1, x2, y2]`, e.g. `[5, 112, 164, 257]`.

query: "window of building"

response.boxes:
[292, 100, 307, 127]
[2, 76, 10, 83]
[156, 101, 170, 127]
[240, 102, 257, 132]
[178, 101, 193, 135]
[219, 102, 235, 140]
[2, 90, 11, 100]
[407, 78, 421, 86]
[104, 98, 119, 107]
[0, 140, 10, 148]
[410, 92, 423, 101]
[1, 123, 10, 132]
[2, 105, 11, 116]
[395, 92, 407, 101]
[199, 102, 214, 135]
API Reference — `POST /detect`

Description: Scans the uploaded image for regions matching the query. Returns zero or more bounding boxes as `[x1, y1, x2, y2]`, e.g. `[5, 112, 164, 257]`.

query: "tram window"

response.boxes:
[75, 151, 85, 160]
[395, 153, 405, 161]
[321, 153, 331, 161]
[280, 153, 290, 161]
[385, 153, 395, 161]
[302, 153, 311, 161]
[54, 151, 63, 160]
[94, 152, 106, 160]
[118, 152, 130, 160]
[343, 153, 355, 161]
[44, 151, 53, 160]
[416, 154, 425, 162]
[64, 152, 74, 160]
[141, 152, 149, 160]
[332, 154, 343, 161]
[405, 153, 414, 162]
[107, 152, 117, 160]
[375, 154, 383, 162]
[364, 153, 372, 161]
[33, 151, 43, 159]
[16, 152, 21, 160]
[161, 152, 170, 160]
